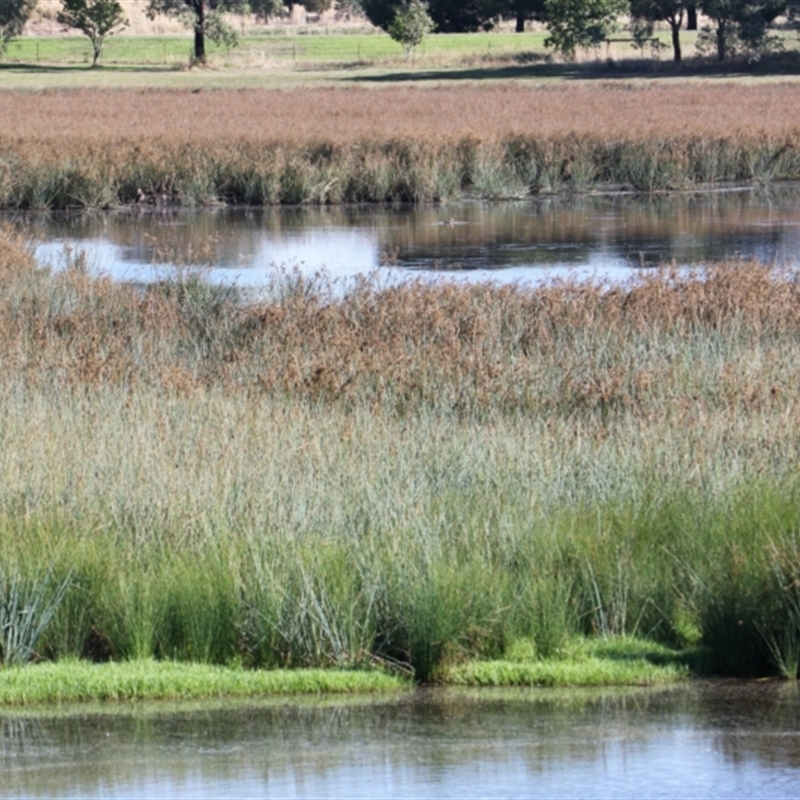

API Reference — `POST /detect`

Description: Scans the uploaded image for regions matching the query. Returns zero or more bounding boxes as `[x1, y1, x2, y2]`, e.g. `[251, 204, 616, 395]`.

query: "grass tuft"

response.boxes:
[0, 660, 407, 705]
[445, 637, 694, 687]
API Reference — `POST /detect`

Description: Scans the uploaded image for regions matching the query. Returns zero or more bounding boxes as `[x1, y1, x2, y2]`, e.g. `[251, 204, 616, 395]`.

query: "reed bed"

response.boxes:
[2, 85, 800, 207]
[2, 228, 800, 680]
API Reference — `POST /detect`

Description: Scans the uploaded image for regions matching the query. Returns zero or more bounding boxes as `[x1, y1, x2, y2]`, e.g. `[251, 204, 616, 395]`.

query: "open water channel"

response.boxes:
[19, 186, 800, 287]
[2, 683, 800, 798]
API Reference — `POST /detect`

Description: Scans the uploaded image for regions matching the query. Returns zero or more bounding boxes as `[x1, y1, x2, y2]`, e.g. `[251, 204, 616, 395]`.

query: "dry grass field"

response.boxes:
[2, 218, 799, 406]
[2, 83, 800, 143]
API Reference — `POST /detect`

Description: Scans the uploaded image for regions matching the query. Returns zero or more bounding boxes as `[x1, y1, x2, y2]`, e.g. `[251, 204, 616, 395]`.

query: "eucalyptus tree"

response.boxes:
[147, 0, 243, 64]
[698, 0, 785, 60]
[57, 0, 128, 66]
[388, 0, 435, 54]
[629, 0, 686, 61]
[543, 0, 627, 58]
[503, 0, 546, 31]
[362, 0, 503, 32]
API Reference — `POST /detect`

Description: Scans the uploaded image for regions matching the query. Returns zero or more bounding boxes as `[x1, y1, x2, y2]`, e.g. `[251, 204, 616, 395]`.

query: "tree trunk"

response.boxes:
[516, 11, 525, 32]
[670, 21, 681, 63]
[92, 40, 102, 67]
[686, 4, 697, 30]
[194, 0, 206, 64]
[716, 21, 726, 61]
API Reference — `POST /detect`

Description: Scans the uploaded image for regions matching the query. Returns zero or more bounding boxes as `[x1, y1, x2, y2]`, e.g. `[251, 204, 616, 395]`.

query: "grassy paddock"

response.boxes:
[2, 84, 800, 207]
[1, 229, 800, 681]
[0, 24, 796, 92]
[0, 32, 553, 67]
[1, 36, 201, 66]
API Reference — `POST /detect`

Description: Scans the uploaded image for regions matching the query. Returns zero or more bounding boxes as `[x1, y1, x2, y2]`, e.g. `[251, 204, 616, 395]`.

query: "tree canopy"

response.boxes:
[697, 0, 786, 59]
[147, 0, 242, 63]
[57, 0, 128, 66]
[544, 0, 627, 58]
[388, 0, 435, 54]
[0, 0, 36, 52]
[629, 0, 687, 61]
[362, 0, 504, 32]
[502, 0, 547, 31]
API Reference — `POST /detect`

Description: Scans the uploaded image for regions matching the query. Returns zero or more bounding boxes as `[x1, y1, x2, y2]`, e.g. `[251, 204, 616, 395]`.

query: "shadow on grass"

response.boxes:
[346, 52, 800, 84]
[0, 62, 186, 75]
[590, 639, 712, 675]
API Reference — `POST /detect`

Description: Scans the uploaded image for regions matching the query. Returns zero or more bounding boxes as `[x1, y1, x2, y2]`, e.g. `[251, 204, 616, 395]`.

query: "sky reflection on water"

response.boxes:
[2, 683, 800, 799]
[18, 186, 800, 289]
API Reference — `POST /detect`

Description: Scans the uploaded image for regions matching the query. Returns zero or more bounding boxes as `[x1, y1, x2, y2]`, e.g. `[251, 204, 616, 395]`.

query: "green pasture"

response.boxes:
[0, 29, 716, 91]
[1, 35, 197, 65]
[287, 30, 551, 61]
[0, 31, 551, 67]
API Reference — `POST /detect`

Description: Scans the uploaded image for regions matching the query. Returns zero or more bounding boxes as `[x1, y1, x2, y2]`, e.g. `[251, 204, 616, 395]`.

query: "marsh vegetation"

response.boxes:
[1, 227, 799, 683]
[2, 83, 800, 208]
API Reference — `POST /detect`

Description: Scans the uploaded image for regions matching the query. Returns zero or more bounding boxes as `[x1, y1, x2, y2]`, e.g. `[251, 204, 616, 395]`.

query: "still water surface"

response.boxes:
[22, 187, 800, 287]
[2, 683, 800, 799]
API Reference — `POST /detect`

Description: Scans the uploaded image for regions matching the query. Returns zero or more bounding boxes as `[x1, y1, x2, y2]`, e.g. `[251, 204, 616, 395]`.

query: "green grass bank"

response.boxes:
[1, 230, 800, 684]
[0, 639, 694, 705]
[0, 660, 406, 704]
[0, 32, 552, 68]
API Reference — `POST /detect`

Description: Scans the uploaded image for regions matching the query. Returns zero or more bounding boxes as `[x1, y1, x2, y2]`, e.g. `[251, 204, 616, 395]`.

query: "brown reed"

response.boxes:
[3, 226, 800, 422]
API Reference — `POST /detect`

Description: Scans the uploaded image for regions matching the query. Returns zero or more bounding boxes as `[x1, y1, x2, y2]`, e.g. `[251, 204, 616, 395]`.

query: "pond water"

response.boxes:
[2, 683, 800, 799]
[18, 186, 800, 288]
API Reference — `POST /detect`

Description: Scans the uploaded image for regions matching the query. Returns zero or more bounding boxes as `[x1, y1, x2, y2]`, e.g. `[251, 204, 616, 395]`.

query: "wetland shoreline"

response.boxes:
[2, 133, 798, 210]
[3, 84, 800, 209]
[0, 635, 697, 706]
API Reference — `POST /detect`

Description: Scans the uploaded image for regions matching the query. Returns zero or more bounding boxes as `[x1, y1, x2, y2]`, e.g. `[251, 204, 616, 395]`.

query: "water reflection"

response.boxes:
[13, 186, 800, 287]
[2, 683, 799, 798]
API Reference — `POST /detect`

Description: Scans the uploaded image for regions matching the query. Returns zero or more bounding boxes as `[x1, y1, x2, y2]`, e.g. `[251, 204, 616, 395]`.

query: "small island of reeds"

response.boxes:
[1, 226, 799, 702]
